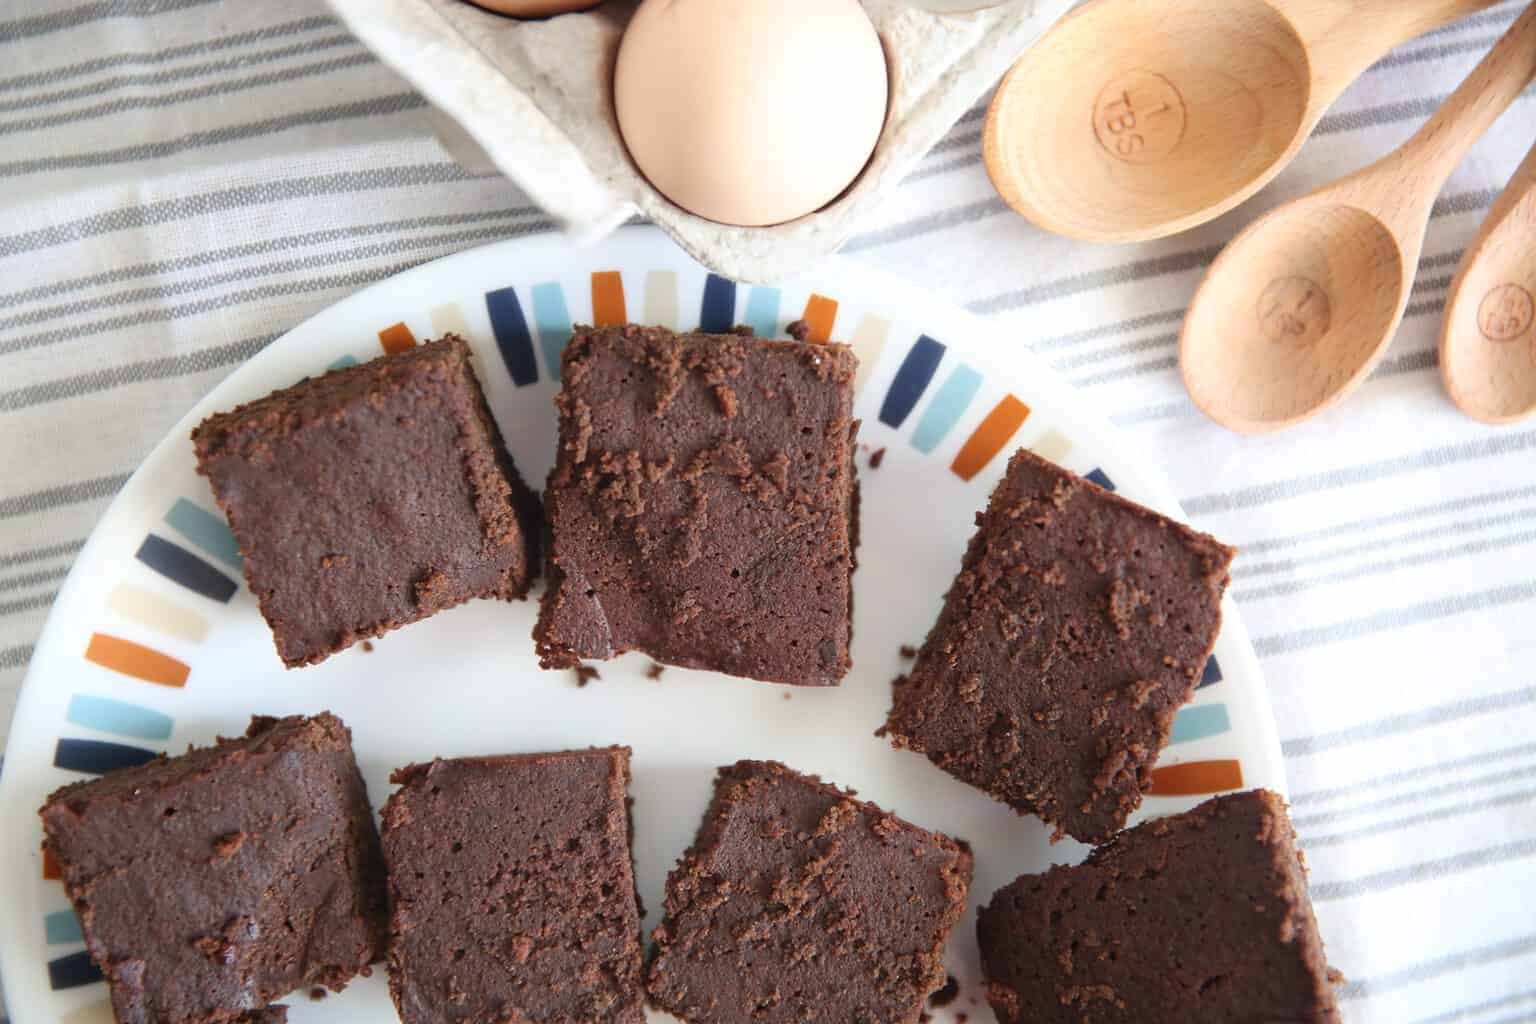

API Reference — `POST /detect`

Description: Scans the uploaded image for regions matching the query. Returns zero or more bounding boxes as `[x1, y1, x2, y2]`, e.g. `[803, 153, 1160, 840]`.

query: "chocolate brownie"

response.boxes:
[881, 449, 1235, 843]
[978, 790, 1341, 1022]
[534, 325, 859, 685]
[382, 748, 645, 1024]
[39, 713, 388, 1024]
[192, 335, 540, 667]
[647, 760, 973, 1023]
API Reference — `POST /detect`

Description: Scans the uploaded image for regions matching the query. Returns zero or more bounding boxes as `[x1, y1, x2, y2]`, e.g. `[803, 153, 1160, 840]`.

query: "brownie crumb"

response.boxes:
[785, 319, 811, 341]
[899, 644, 918, 660]
[573, 665, 601, 687]
[308, 988, 327, 1002]
[869, 447, 887, 469]
[360, 640, 374, 653]
[782, 692, 792, 700]
[958, 1014, 969, 1022]
[646, 662, 665, 681]
[931, 975, 960, 1007]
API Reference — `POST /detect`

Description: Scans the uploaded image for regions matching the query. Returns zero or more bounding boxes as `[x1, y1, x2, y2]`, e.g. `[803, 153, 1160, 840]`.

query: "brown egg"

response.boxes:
[614, 0, 889, 227]
[461, 0, 601, 18]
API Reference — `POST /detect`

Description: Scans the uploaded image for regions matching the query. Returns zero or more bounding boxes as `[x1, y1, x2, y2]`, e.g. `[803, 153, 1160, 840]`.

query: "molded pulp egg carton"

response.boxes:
[326, 0, 1075, 283]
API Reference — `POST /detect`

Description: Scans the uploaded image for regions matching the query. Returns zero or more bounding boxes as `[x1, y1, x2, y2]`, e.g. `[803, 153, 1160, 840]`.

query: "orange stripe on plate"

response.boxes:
[1149, 759, 1244, 796]
[43, 849, 62, 880]
[800, 294, 837, 343]
[950, 395, 1031, 481]
[591, 271, 627, 327]
[378, 322, 417, 355]
[85, 633, 189, 688]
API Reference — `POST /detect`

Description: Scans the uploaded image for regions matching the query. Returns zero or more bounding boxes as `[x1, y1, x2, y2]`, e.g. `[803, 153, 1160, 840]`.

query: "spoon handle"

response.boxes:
[1288, 0, 1501, 102]
[1355, 2, 1536, 232]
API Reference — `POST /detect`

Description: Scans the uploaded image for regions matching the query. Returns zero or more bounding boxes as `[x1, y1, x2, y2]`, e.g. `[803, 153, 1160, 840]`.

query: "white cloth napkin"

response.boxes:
[2, 2, 1535, 1022]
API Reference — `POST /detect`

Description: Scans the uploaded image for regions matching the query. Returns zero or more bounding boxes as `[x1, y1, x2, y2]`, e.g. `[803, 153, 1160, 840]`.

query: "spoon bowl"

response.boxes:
[986, 0, 1311, 243]
[985, 0, 1499, 243]
[1182, 202, 1405, 431]
[1440, 139, 1536, 424]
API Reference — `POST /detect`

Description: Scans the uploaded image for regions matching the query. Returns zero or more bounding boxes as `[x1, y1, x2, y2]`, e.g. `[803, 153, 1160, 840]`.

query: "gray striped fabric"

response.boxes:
[1, 1, 1534, 1022]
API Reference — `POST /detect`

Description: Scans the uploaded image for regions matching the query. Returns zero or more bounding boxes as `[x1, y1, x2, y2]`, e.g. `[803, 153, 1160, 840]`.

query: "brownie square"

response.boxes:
[193, 335, 541, 667]
[978, 790, 1341, 1022]
[647, 760, 973, 1024]
[881, 449, 1235, 843]
[381, 748, 645, 1024]
[534, 325, 859, 685]
[39, 713, 388, 1024]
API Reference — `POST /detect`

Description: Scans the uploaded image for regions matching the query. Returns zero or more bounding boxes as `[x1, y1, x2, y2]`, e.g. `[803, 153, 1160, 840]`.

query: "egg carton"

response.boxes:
[325, 0, 1076, 283]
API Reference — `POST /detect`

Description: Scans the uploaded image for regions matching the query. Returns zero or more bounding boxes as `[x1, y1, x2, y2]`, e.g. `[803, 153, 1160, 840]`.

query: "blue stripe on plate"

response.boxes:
[745, 287, 780, 339]
[531, 282, 573, 381]
[54, 738, 159, 775]
[1168, 704, 1233, 745]
[326, 354, 358, 371]
[1085, 468, 1117, 491]
[48, 951, 103, 990]
[134, 535, 237, 603]
[163, 499, 241, 571]
[699, 274, 737, 333]
[484, 286, 539, 387]
[878, 335, 945, 429]
[910, 365, 983, 454]
[1199, 656, 1224, 689]
[45, 910, 83, 945]
[66, 695, 173, 741]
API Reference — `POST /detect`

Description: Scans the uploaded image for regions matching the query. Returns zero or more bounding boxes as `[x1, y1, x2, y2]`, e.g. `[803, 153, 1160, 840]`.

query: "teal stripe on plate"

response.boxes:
[67, 694, 173, 741]
[327, 354, 358, 371]
[746, 287, 780, 339]
[532, 282, 573, 381]
[1168, 704, 1232, 746]
[910, 365, 983, 454]
[164, 499, 241, 570]
[45, 910, 82, 945]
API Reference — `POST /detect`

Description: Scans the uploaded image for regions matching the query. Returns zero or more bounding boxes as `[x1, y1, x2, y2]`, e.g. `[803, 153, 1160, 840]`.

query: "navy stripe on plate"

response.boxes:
[1085, 468, 1117, 491]
[699, 274, 737, 333]
[878, 335, 946, 429]
[135, 534, 237, 603]
[1199, 656, 1224, 689]
[49, 951, 103, 990]
[484, 286, 539, 387]
[54, 738, 160, 775]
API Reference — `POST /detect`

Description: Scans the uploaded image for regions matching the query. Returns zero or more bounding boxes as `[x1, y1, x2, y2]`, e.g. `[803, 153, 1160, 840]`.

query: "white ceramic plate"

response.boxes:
[0, 227, 1283, 1024]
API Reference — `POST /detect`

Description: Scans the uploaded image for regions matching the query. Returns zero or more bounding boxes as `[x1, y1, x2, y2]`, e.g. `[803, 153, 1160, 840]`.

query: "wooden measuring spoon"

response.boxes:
[984, 0, 1498, 243]
[1440, 139, 1536, 423]
[1179, 2, 1536, 434]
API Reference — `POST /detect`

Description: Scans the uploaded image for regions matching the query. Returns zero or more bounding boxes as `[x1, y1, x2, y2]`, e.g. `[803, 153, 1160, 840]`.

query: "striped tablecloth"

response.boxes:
[3, 2, 1535, 1021]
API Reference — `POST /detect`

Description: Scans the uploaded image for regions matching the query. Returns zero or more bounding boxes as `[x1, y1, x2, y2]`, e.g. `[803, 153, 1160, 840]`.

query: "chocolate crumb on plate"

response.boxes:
[870, 446, 887, 469]
[573, 664, 601, 687]
[646, 662, 666, 680]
